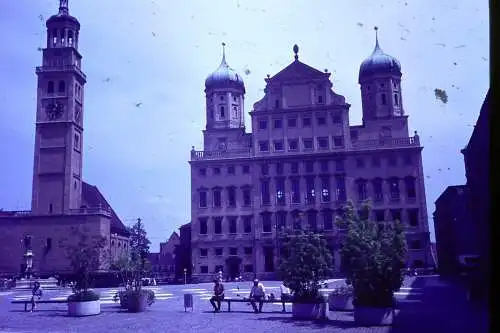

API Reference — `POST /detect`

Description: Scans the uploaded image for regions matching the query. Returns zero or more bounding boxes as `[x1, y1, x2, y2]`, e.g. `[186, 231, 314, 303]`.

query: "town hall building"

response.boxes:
[0, 1, 129, 276]
[189, 31, 433, 281]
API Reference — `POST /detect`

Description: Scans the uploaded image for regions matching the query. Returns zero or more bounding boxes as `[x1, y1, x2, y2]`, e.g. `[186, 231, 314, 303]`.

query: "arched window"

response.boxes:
[68, 30, 74, 46]
[394, 93, 399, 106]
[381, 93, 387, 105]
[58, 81, 65, 93]
[47, 81, 54, 94]
[52, 28, 58, 46]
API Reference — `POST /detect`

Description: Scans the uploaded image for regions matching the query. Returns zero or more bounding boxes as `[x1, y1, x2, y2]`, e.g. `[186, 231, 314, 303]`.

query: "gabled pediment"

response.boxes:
[268, 60, 330, 83]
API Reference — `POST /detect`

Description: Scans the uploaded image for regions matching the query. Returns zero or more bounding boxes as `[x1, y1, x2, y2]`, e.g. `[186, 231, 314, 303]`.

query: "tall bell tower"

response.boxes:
[31, 0, 86, 214]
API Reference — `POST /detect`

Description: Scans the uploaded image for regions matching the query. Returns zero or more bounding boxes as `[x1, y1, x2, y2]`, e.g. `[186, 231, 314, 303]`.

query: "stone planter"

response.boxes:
[67, 300, 101, 317]
[354, 306, 395, 326]
[328, 294, 354, 311]
[127, 292, 148, 313]
[292, 302, 327, 320]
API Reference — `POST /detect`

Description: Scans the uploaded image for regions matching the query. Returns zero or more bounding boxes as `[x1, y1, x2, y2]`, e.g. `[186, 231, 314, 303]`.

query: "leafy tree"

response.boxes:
[337, 200, 407, 308]
[60, 226, 107, 293]
[127, 218, 151, 291]
[277, 229, 333, 303]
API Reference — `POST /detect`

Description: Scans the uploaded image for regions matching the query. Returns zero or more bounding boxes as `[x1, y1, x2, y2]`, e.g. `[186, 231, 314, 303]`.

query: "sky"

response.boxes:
[0, 0, 489, 250]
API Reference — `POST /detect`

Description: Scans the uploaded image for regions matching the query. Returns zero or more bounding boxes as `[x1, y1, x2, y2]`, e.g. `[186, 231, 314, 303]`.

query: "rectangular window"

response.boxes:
[404, 154, 413, 165]
[229, 247, 238, 255]
[199, 218, 208, 235]
[200, 248, 208, 257]
[200, 266, 209, 274]
[321, 177, 330, 202]
[46, 238, 52, 250]
[259, 119, 268, 130]
[323, 210, 333, 230]
[320, 160, 329, 172]
[227, 187, 236, 207]
[264, 247, 274, 272]
[242, 165, 250, 174]
[214, 217, 222, 234]
[408, 209, 419, 227]
[372, 156, 381, 167]
[229, 217, 237, 234]
[213, 167, 221, 175]
[357, 181, 367, 201]
[259, 141, 269, 152]
[244, 247, 253, 255]
[243, 216, 252, 233]
[215, 248, 223, 256]
[333, 136, 344, 147]
[227, 166, 235, 174]
[303, 138, 313, 150]
[261, 163, 269, 175]
[332, 112, 342, 124]
[306, 177, 315, 204]
[374, 210, 385, 222]
[335, 176, 346, 201]
[261, 180, 270, 205]
[389, 178, 400, 200]
[199, 191, 207, 208]
[288, 139, 298, 151]
[303, 117, 311, 127]
[290, 162, 299, 174]
[242, 188, 251, 206]
[288, 118, 297, 127]
[274, 140, 284, 151]
[199, 168, 207, 176]
[373, 179, 383, 202]
[244, 264, 253, 273]
[273, 118, 283, 129]
[291, 178, 300, 203]
[305, 161, 314, 173]
[262, 213, 272, 233]
[317, 137, 329, 149]
[213, 189, 222, 207]
[307, 211, 317, 231]
[335, 159, 345, 171]
[405, 177, 416, 199]
[391, 209, 402, 223]
[24, 235, 32, 250]
[388, 155, 398, 167]
[356, 158, 365, 168]
[276, 178, 285, 206]
[276, 211, 286, 231]
[276, 162, 283, 175]
[317, 116, 326, 125]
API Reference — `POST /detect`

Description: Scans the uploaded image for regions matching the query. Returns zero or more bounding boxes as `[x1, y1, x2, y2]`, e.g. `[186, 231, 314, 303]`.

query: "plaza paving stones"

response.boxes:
[0, 277, 488, 333]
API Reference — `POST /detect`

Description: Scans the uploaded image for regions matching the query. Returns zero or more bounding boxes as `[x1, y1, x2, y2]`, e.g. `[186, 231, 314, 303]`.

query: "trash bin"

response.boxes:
[184, 293, 193, 312]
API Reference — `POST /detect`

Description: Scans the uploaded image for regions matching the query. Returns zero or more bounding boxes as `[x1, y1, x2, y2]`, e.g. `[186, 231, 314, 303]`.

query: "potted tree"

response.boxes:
[337, 201, 407, 326]
[61, 227, 106, 317]
[328, 284, 354, 311]
[117, 218, 155, 312]
[277, 229, 333, 320]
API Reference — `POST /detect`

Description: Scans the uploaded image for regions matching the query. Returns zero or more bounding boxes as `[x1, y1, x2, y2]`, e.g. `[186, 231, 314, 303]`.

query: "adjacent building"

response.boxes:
[174, 223, 192, 280]
[433, 185, 475, 275]
[0, 1, 129, 276]
[189, 30, 433, 282]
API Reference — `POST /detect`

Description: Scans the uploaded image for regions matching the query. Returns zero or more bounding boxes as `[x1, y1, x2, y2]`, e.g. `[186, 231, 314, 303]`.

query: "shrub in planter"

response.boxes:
[328, 285, 354, 311]
[276, 228, 333, 319]
[67, 290, 100, 302]
[337, 201, 407, 326]
[115, 289, 155, 309]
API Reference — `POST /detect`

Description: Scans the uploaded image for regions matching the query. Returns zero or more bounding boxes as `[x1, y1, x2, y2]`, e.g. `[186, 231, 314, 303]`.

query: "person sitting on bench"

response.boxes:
[30, 281, 43, 312]
[249, 279, 266, 313]
[209, 279, 224, 312]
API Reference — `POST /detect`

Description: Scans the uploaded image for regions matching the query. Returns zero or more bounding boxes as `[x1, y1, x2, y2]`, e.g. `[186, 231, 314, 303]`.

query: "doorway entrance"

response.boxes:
[225, 257, 242, 280]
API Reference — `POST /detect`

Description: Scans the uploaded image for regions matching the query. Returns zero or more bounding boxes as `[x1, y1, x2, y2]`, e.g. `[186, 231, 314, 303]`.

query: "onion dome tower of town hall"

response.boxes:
[359, 27, 404, 121]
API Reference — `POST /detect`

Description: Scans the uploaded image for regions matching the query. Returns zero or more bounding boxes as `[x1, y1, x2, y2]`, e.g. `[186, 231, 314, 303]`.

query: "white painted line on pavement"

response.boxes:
[182, 288, 207, 292]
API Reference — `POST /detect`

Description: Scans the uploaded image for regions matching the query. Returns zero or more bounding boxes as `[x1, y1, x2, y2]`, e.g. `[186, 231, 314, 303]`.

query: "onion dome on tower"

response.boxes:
[205, 43, 245, 92]
[358, 26, 401, 83]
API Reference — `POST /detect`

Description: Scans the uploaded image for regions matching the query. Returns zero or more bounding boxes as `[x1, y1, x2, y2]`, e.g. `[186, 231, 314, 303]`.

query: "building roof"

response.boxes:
[463, 89, 490, 154]
[434, 185, 467, 205]
[46, 0, 80, 29]
[205, 43, 245, 92]
[81, 182, 130, 237]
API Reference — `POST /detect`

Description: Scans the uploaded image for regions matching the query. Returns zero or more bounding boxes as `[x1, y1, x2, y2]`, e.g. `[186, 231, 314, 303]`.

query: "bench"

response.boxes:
[11, 299, 68, 312]
[220, 298, 291, 312]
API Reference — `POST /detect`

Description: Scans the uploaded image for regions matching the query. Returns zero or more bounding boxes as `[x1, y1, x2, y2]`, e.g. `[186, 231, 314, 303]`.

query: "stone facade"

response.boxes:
[189, 38, 433, 282]
[0, 1, 129, 276]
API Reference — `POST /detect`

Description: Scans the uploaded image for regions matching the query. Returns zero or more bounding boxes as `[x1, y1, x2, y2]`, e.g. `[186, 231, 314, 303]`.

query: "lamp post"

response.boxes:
[184, 268, 187, 285]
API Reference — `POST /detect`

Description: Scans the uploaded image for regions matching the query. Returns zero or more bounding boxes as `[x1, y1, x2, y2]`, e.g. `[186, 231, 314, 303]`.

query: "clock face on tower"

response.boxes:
[45, 102, 64, 120]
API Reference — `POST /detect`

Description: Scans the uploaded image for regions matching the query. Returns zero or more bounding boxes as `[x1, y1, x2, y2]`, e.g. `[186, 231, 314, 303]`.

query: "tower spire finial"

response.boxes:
[221, 42, 227, 65]
[374, 26, 380, 49]
[59, 0, 69, 15]
[293, 44, 299, 61]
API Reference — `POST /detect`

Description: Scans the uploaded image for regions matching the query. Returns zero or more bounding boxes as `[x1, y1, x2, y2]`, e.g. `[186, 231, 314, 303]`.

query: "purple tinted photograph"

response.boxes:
[0, 0, 489, 332]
